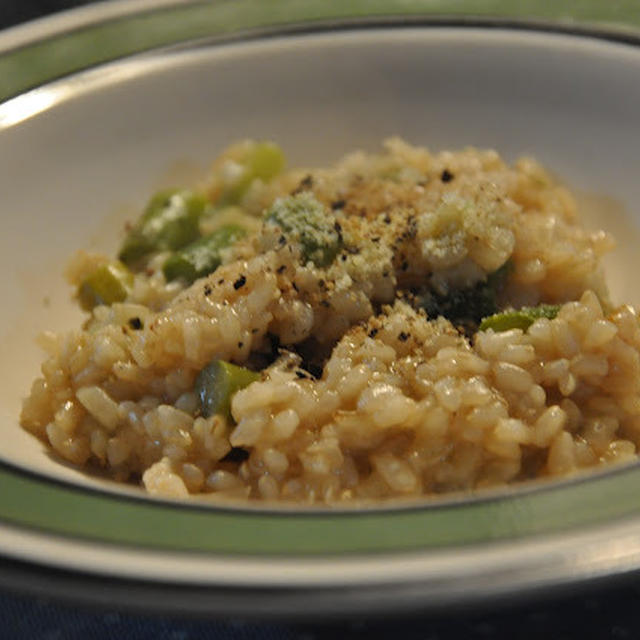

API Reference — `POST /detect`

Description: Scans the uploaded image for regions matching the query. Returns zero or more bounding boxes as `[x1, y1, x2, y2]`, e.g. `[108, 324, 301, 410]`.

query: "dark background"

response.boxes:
[1, 0, 90, 28]
[3, 1, 640, 638]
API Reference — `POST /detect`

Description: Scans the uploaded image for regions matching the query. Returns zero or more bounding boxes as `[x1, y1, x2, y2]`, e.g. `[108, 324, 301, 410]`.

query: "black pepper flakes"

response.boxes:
[401, 260, 409, 272]
[233, 275, 246, 290]
[278, 235, 287, 246]
[238, 342, 244, 349]
[128, 317, 143, 330]
[398, 331, 409, 342]
[368, 328, 378, 338]
[403, 216, 417, 240]
[331, 199, 346, 211]
[292, 174, 314, 194]
[218, 279, 224, 285]
[276, 265, 287, 274]
[292, 282, 299, 292]
[204, 284, 212, 296]
[441, 169, 454, 183]
[383, 214, 391, 224]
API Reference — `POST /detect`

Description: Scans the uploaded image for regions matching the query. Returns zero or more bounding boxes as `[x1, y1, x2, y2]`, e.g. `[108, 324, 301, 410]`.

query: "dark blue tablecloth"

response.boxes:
[5, 580, 640, 639]
[3, 2, 640, 637]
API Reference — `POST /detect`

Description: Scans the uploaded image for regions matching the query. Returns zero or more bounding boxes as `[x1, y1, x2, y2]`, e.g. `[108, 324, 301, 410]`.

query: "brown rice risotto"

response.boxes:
[20, 138, 640, 503]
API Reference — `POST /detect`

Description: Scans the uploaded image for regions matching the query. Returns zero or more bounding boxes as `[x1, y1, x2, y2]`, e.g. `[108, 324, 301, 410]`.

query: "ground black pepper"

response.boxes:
[441, 169, 454, 183]
[292, 174, 314, 194]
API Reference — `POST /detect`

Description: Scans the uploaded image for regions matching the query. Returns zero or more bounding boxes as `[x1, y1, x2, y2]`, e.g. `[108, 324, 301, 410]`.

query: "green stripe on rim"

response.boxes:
[0, 460, 639, 555]
[2, 0, 640, 102]
[2, 1, 640, 557]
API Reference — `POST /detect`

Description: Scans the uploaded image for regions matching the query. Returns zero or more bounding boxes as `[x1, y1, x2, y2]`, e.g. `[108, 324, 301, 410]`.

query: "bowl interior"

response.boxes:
[2, 26, 640, 494]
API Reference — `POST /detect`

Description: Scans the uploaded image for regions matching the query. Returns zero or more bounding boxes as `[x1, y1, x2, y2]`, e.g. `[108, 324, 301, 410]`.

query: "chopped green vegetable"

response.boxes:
[195, 360, 260, 419]
[219, 141, 285, 205]
[418, 261, 511, 333]
[264, 192, 343, 267]
[162, 224, 247, 284]
[479, 304, 561, 332]
[78, 262, 133, 311]
[118, 188, 209, 265]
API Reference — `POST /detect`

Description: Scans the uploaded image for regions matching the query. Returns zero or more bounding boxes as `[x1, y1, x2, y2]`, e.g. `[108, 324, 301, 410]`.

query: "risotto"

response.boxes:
[20, 139, 640, 503]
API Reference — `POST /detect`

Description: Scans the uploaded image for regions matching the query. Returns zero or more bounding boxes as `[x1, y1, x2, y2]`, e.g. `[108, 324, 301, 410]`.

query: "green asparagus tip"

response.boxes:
[78, 261, 133, 311]
[195, 360, 260, 420]
[479, 304, 561, 333]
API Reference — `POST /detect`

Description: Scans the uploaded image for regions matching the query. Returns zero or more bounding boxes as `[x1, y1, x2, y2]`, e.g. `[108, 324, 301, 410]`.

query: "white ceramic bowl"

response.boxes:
[2, 3, 640, 616]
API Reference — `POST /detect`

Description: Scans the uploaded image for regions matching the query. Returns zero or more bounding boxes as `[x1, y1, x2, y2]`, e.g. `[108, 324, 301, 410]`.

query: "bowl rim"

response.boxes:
[2, 0, 640, 101]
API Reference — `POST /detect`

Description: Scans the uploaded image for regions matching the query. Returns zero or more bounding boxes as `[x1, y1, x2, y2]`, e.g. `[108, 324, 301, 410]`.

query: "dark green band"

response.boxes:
[2, 0, 640, 102]
[0, 459, 638, 554]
